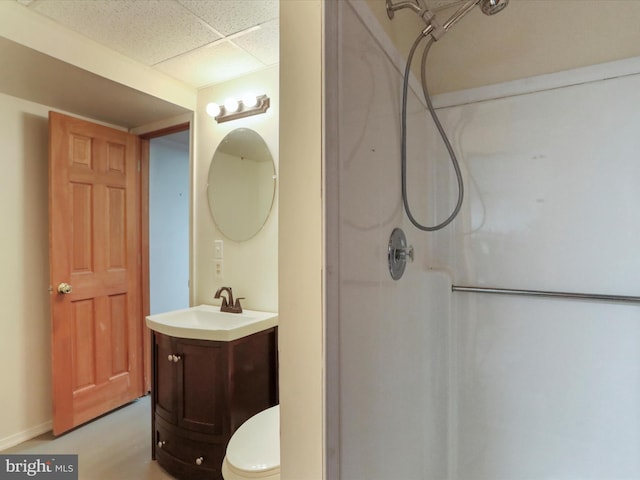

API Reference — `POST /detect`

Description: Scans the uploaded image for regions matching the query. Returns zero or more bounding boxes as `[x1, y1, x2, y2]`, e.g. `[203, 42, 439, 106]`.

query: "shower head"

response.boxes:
[439, 0, 508, 37]
[386, 0, 509, 40]
[480, 0, 509, 15]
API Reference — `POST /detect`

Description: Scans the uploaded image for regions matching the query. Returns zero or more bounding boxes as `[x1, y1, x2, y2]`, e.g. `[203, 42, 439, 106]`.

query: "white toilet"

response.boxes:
[222, 405, 280, 480]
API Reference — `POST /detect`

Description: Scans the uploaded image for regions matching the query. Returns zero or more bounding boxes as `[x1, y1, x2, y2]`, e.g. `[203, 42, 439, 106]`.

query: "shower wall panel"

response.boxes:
[328, 1, 640, 479]
[442, 74, 640, 294]
[435, 67, 640, 478]
[326, 1, 453, 479]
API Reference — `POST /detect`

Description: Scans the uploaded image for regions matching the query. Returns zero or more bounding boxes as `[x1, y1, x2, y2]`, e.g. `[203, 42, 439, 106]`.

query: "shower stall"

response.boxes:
[324, 1, 640, 478]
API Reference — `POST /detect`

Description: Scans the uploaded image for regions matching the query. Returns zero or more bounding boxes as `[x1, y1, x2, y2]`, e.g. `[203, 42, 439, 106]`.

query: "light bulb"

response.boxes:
[224, 98, 239, 113]
[206, 102, 221, 117]
[242, 93, 258, 109]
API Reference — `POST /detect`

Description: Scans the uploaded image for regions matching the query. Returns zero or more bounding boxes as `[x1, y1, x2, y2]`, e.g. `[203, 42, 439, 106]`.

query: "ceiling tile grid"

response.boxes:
[232, 17, 279, 67]
[15, 0, 279, 88]
[177, 0, 278, 36]
[154, 39, 265, 87]
[26, 0, 222, 65]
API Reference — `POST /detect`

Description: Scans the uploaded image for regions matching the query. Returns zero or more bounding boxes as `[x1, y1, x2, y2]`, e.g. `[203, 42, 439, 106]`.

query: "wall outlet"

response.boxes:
[213, 259, 224, 279]
[214, 239, 224, 259]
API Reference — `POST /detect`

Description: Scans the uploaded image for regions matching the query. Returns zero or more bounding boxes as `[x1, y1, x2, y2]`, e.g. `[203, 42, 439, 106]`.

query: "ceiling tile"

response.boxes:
[153, 41, 265, 88]
[232, 18, 279, 66]
[29, 0, 222, 65]
[178, 0, 278, 36]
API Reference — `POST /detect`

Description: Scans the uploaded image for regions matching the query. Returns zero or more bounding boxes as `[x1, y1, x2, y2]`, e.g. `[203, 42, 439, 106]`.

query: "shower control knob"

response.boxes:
[388, 228, 413, 280]
[396, 244, 414, 262]
[195, 457, 204, 466]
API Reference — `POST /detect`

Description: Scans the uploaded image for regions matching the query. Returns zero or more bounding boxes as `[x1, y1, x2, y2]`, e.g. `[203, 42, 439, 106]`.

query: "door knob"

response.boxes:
[57, 283, 73, 294]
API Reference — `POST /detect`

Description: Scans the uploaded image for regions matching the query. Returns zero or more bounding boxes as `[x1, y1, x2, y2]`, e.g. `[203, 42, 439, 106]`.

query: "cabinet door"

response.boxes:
[228, 328, 279, 431]
[177, 339, 227, 436]
[154, 333, 177, 424]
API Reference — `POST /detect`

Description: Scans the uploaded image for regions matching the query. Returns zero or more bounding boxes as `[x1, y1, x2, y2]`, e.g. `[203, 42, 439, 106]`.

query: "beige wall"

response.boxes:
[0, 93, 52, 448]
[194, 65, 279, 312]
[0, 2, 195, 450]
[279, 0, 324, 478]
[365, 0, 640, 94]
[0, 93, 130, 449]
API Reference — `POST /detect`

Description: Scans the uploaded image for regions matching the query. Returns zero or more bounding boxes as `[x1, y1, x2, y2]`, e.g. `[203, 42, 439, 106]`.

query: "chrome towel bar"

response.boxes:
[451, 285, 640, 304]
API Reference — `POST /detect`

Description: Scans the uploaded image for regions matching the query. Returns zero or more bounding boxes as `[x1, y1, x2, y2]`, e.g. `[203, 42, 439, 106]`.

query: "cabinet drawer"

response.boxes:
[156, 423, 225, 478]
[155, 447, 221, 480]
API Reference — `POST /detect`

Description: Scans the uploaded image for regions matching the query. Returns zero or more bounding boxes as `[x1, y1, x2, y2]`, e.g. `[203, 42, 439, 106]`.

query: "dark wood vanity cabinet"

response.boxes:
[151, 328, 278, 480]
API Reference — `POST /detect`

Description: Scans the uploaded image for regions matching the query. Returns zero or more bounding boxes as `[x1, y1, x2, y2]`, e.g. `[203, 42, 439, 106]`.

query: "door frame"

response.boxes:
[139, 122, 191, 392]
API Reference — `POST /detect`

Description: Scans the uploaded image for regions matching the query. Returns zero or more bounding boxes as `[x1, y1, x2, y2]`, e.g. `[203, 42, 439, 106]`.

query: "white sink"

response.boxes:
[146, 304, 278, 341]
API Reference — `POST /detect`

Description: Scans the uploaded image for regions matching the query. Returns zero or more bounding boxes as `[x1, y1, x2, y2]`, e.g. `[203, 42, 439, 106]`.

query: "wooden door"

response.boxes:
[49, 112, 144, 435]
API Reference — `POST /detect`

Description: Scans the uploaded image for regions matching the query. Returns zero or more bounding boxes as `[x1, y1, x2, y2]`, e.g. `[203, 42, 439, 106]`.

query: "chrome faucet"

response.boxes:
[214, 286, 244, 314]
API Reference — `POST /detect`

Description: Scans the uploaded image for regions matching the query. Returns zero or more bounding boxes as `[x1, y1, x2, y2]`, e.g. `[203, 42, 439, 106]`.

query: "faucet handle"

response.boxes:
[234, 297, 245, 313]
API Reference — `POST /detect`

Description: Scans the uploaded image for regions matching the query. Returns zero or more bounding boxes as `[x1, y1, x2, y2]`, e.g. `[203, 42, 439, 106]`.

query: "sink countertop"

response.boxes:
[145, 304, 278, 341]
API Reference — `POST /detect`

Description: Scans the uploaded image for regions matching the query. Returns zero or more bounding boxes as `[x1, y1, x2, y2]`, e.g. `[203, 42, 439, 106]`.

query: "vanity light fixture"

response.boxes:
[206, 94, 270, 124]
[224, 97, 239, 113]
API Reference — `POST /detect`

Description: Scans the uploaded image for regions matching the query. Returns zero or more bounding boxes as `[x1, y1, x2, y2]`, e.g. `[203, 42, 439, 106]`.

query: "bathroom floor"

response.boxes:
[2, 395, 175, 479]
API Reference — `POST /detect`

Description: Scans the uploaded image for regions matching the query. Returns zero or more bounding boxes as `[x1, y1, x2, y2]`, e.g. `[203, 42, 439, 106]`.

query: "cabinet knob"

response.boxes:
[167, 354, 182, 363]
[195, 457, 204, 466]
[157, 441, 165, 448]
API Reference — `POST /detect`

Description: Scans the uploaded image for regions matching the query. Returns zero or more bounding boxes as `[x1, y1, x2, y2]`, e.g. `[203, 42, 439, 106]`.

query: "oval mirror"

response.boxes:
[207, 128, 276, 241]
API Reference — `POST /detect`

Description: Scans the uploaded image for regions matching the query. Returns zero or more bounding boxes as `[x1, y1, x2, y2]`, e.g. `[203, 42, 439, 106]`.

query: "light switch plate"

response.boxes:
[214, 239, 223, 259]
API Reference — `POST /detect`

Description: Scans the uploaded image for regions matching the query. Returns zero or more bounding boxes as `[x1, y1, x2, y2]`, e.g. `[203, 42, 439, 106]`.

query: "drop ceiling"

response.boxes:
[14, 0, 279, 89]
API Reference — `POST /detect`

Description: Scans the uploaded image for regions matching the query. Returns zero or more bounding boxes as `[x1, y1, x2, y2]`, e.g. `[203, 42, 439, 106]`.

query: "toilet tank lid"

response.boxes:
[227, 405, 280, 472]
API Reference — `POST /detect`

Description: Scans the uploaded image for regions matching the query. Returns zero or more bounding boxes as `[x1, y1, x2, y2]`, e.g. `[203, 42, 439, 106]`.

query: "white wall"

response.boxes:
[435, 62, 640, 480]
[149, 135, 190, 314]
[325, 2, 453, 478]
[194, 65, 278, 312]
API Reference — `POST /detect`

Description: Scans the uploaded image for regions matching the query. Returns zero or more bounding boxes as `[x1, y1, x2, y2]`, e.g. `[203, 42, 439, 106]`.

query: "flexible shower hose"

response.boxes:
[401, 32, 464, 231]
